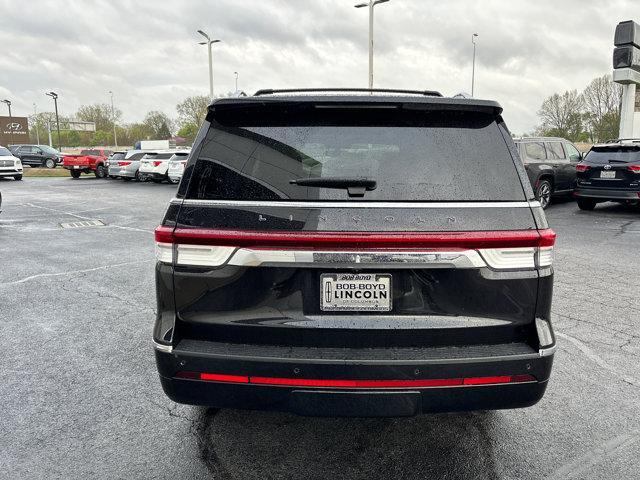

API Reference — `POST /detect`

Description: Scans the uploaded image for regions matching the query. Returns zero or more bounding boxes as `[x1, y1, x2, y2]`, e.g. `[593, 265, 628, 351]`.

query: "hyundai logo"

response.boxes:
[6, 122, 22, 132]
[604, 164, 612, 170]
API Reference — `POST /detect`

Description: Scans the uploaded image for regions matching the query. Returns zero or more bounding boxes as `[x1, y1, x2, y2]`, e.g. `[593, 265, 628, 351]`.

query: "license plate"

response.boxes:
[320, 273, 392, 312]
[73, 165, 80, 169]
[600, 170, 616, 179]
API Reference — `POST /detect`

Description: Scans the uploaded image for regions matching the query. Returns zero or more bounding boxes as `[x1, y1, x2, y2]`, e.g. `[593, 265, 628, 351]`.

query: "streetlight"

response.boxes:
[354, 0, 390, 89]
[33, 103, 40, 144]
[108, 91, 118, 147]
[45, 92, 61, 150]
[234, 71, 239, 93]
[2, 99, 13, 144]
[471, 33, 479, 97]
[197, 30, 221, 99]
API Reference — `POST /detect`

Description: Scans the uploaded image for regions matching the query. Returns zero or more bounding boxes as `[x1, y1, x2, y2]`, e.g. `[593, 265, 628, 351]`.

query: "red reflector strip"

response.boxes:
[155, 226, 556, 249]
[118, 161, 132, 166]
[175, 372, 536, 388]
[628, 164, 640, 172]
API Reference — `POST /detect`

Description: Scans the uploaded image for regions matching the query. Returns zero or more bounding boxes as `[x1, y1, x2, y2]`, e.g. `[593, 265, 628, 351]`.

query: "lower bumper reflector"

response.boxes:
[175, 372, 536, 389]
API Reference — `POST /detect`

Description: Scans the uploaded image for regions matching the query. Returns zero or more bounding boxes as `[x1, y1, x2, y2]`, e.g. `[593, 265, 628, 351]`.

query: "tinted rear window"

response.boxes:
[187, 107, 525, 201]
[585, 146, 640, 164]
[110, 153, 126, 161]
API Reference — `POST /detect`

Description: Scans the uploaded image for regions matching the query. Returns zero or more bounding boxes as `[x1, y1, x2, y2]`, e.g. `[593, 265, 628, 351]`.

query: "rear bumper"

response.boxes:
[574, 187, 640, 201]
[155, 340, 554, 417]
[140, 171, 167, 180]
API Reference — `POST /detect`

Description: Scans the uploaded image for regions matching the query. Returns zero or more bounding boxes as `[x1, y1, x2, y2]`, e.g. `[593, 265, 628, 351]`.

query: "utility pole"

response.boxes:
[108, 91, 118, 147]
[2, 99, 13, 144]
[355, 0, 390, 89]
[471, 33, 479, 97]
[46, 92, 61, 150]
[33, 103, 40, 144]
[234, 71, 239, 93]
[197, 30, 221, 99]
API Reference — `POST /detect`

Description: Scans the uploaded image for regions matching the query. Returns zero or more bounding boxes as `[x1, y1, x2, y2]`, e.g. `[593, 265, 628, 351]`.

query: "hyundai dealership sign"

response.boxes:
[0, 116, 29, 145]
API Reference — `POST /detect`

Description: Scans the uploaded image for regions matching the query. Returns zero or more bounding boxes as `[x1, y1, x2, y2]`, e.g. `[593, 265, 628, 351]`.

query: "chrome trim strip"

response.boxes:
[227, 248, 487, 269]
[539, 343, 557, 357]
[171, 198, 536, 209]
[153, 340, 173, 354]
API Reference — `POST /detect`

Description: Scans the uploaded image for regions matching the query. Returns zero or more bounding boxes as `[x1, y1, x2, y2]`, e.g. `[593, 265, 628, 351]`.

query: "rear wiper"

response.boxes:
[289, 177, 377, 197]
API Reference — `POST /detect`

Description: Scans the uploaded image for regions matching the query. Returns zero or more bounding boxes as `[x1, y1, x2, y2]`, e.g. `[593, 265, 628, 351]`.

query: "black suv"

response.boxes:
[575, 140, 640, 210]
[8, 144, 62, 168]
[153, 89, 556, 417]
[514, 137, 582, 209]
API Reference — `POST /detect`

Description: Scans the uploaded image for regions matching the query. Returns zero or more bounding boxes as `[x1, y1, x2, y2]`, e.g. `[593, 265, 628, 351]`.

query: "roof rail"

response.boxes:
[253, 88, 443, 97]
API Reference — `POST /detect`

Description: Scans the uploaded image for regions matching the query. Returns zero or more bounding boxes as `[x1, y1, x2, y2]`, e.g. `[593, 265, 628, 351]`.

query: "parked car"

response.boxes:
[107, 150, 149, 180]
[8, 144, 62, 168]
[153, 88, 557, 417]
[514, 137, 582, 209]
[105, 151, 125, 178]
[63, 149, 113, 178]
[574, 140, 640, 210]
[0, 146, 23, 180]
[139, 150, 190, 183]
[167, 152, 191, 184]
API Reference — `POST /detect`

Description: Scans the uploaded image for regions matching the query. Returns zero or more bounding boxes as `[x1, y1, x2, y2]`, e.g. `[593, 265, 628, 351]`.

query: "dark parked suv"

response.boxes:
[514, 137, 582, 209]
[575, 140, 640, 210]
[8, 144, 63, 168]
[153, 88, 557, 417]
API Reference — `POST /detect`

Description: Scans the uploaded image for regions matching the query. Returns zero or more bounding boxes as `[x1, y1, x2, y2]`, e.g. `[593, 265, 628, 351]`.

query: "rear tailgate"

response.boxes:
[579, 145, 640, 190]
[157, 99, 550, 351]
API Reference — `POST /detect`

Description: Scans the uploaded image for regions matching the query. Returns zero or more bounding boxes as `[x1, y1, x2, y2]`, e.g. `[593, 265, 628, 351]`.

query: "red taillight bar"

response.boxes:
[576, 163, 590, 173]
[155, 226, 556, 249]
[153, 161, 163, 167]
[118, 161, 132, 166]
[174, 372, 536, 388]
[628, 164, 640, 173]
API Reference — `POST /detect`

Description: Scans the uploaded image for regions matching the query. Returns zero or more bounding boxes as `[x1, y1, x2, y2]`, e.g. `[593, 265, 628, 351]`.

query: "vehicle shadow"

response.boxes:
[196, 408, 502, 480]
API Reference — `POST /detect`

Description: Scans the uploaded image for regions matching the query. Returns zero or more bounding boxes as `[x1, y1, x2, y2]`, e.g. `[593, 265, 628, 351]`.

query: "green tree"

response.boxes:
[177, 122, 199, 144]
[143, 111, 172, 139]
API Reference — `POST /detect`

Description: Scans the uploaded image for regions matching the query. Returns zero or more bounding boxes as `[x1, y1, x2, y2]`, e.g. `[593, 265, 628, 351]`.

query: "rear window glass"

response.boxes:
[187, 107, 525, 201]
[127, 152, 147, 160]
[585, 147, 640, 164]
[109, 153, 126, 161]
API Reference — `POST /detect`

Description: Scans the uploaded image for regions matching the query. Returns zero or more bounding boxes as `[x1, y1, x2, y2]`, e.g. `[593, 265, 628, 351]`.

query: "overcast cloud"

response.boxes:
[0, 0, 636, 133]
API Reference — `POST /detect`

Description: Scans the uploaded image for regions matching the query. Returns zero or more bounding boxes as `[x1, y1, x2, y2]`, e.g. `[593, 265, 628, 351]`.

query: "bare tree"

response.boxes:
[176, 95, 210, 128]
[537, 90, 584, 141]
[582, 75, 621, 142]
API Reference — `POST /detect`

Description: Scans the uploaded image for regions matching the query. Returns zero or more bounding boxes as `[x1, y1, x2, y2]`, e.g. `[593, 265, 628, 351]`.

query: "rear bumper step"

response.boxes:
[155, 339, 553, 416]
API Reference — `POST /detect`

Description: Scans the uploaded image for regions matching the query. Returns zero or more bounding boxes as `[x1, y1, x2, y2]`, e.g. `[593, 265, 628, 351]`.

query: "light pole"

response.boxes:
[197, 30, 221, 99]
[234, 71, 238, 93]
[355, 0, 390, 89]
[108, 90, 118, 147]
[45, 92, 61, 150]
[471, 33, 479, 97]
[33, 103, 40, 144]
[2, 99, 13, 144]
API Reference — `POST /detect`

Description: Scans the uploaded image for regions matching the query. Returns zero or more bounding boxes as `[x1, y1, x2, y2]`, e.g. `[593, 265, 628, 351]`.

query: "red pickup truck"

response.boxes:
[63, 149, 113, 179]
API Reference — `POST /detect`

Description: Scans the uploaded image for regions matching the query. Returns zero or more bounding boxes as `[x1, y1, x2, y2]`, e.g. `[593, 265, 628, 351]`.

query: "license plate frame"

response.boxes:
[600, 170, 616, 179]
[320, 273, 392, 312]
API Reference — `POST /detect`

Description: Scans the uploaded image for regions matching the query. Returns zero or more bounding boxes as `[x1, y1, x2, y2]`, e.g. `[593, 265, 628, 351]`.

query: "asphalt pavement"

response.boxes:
[1, 177, 639, 480]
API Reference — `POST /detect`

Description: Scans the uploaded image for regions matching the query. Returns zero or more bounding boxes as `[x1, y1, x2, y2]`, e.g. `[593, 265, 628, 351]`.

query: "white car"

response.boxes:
[167, 152, 190, 184]
[0, 146, 23, 181]
[138, 150, 190, 183]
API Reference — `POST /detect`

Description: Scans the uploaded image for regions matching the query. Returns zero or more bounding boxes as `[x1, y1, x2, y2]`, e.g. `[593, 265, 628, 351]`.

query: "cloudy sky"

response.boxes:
[0, 0, 636, 133]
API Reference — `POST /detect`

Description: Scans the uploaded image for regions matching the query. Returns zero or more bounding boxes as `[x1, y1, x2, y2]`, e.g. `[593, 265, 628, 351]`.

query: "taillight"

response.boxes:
[153, 161, 163, 167]
[154, 227, 556, 269]
[118, 161, 131, 166]
[576, 163, 590, 173]
[627, 164, 640, 173]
